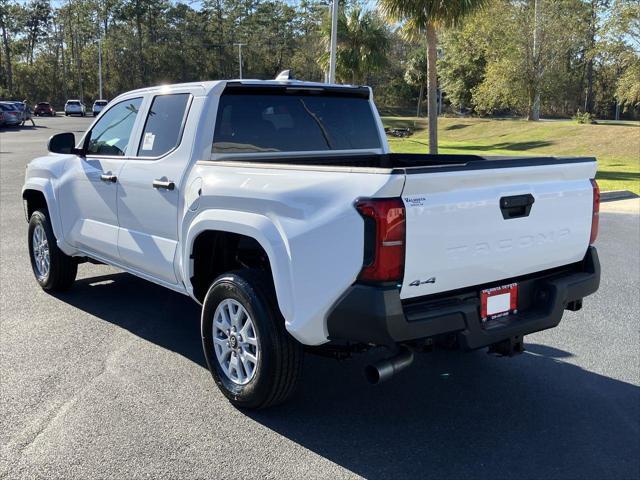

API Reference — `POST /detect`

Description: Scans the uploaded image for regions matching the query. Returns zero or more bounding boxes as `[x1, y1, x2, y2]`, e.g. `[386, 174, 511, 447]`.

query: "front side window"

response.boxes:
[137, 93, 190, 157]
[212, 91, 381, 154]
[86, 97, 142, 156]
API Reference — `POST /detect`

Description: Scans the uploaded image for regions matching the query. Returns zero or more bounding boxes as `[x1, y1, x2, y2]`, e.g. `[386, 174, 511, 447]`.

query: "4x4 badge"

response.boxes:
[409, 277, 436, 287]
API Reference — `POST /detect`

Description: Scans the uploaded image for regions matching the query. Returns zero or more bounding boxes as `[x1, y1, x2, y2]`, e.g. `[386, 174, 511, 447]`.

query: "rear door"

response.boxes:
[400, 159, 597, 300]
[116, 91, 193, 284]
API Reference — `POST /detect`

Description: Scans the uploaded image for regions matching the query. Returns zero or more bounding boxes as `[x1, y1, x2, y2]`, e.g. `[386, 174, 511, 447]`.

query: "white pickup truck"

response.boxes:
[23, 79, 601, 409]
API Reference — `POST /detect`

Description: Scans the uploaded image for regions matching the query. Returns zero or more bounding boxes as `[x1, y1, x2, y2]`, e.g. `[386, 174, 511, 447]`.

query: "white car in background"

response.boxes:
[92, 99, 108, 116]
[64, 99, 86, 116]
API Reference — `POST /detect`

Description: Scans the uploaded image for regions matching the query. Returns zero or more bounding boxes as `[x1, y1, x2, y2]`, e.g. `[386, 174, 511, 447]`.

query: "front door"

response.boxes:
[58, 97, 144, 262]
[116, 92, 193, 284]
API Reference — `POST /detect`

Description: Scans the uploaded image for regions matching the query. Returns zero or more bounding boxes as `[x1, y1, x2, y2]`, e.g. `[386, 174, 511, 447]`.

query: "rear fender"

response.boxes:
[183, 209, 295, 326]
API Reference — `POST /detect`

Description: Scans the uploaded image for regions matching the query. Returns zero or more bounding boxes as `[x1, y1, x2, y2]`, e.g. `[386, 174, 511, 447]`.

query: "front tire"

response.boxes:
[28, 209, 77, 291]
[201, 270, 303, 409]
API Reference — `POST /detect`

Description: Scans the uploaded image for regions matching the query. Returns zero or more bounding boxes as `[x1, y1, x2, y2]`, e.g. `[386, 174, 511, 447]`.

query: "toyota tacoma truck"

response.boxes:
[23, 78, 601, 409]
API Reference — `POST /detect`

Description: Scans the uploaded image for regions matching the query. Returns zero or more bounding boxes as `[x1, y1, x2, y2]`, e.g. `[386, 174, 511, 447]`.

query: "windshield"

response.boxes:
[67, 101, 80, 105]
[96, 101, 108, 106]
[0, 104, 16, 111]
[212, 91, 381, 154]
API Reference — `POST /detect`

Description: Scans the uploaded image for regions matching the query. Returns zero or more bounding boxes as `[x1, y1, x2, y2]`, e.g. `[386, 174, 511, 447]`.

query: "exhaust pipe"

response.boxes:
[364, 346, 414, 384]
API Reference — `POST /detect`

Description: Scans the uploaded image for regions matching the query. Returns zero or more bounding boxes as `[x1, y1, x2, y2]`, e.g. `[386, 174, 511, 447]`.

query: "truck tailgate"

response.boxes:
[400, 158, 597, 300]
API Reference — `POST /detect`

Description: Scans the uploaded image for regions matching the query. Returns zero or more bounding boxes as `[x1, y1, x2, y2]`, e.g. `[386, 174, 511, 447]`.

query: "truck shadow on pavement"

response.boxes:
[56, 271, 640, 480]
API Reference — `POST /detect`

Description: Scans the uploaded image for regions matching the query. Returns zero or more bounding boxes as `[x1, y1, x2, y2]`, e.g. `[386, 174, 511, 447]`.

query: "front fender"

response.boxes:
[22, 178, 74, 256]
[182, 209, 295, 328]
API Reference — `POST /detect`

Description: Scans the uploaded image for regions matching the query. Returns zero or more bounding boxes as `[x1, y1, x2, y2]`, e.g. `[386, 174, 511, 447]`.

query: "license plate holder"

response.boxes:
[481, 283, 518, 321]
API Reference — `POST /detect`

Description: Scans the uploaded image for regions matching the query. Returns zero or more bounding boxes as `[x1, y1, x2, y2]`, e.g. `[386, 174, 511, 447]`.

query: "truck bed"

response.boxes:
[213, 152, 596, 172]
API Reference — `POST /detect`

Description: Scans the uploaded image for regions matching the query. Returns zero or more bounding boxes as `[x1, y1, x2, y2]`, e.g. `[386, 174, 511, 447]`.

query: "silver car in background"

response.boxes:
[0, 102, 23, 126]
[92, 99, 108, 116]
[64, 100, 86, 116]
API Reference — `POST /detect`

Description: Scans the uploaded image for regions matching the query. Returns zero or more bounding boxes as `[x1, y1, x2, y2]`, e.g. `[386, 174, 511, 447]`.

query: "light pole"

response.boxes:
[98, 38, 103, 99]
[234, 43, 246, 79]
[329, 0, 338, 83]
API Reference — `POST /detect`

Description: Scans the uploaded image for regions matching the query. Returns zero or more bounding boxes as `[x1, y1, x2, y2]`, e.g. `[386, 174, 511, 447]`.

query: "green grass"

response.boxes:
[382, 116, 640, 194]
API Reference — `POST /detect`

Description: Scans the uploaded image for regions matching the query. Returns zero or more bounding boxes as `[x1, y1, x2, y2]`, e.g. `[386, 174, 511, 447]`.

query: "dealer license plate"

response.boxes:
[480, 283, 518, 321]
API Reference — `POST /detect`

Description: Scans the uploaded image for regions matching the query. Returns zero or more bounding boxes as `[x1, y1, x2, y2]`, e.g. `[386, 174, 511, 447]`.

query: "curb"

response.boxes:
[601, 190, 639, 203]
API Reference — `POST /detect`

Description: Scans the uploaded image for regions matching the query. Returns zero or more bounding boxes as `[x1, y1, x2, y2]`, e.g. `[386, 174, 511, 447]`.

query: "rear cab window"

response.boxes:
[212, 86, 381, 157]
[137, 93, 191, 157]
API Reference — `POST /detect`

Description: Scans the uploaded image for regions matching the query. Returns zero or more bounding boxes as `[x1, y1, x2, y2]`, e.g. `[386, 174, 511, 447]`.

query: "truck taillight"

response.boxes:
[590, 179, 600, 244]
[355, 198, 406, 283]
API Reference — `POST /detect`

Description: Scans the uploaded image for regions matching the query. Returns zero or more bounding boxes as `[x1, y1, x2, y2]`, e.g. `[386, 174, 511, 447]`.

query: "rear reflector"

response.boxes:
[590, 179, 600, 244]
[355, 198, 406, 283]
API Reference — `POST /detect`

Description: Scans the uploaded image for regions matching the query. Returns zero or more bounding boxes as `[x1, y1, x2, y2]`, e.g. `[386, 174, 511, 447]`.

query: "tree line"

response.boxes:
[1, 0, 638, 121]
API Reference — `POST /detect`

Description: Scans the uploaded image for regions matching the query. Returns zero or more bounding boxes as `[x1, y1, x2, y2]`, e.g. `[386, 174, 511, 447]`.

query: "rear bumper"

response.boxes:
[327, 247, 600, 349]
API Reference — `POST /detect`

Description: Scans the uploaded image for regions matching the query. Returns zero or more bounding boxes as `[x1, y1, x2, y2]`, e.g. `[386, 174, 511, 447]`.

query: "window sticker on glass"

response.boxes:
[137, 93, 190, 156]
[142, 132, 156, 151]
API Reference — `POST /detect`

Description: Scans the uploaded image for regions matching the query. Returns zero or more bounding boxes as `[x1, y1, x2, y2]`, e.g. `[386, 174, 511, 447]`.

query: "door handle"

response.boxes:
[153, 179, 175, 191]
[100, 173, 117, 183]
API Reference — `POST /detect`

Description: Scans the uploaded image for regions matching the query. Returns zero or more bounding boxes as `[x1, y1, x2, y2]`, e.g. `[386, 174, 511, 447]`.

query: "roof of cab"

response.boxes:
[116, 79, 369, 98]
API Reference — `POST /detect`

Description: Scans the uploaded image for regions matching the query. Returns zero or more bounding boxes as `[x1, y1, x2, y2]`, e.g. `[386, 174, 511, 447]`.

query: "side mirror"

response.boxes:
[48, 132, 84, 155]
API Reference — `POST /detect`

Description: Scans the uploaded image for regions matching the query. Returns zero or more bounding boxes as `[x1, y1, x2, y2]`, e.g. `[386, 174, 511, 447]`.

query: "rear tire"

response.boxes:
[28, 209, 77, 291]
[201, 270, 303, 409]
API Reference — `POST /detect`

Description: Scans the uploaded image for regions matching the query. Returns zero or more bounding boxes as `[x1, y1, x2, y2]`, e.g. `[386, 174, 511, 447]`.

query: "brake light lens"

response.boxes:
[590, 178, 600, 244]
[355, 198, 406, 283]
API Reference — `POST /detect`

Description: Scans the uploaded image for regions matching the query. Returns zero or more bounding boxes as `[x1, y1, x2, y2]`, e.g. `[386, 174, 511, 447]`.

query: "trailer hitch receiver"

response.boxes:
[488, 335, 525, 357]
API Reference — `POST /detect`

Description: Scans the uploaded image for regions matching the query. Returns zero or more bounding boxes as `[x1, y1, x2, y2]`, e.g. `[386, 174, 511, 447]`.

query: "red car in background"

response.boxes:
[34, 102, 56, 116]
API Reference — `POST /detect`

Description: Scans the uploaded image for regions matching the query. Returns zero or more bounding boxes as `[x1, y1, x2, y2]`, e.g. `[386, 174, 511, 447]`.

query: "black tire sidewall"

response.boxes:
[201, 273, 281, 409]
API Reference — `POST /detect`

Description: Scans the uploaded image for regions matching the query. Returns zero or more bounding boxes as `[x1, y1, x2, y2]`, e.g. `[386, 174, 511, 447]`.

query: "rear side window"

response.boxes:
[212, 92, 381, 154]
[137, 93, 190, 157]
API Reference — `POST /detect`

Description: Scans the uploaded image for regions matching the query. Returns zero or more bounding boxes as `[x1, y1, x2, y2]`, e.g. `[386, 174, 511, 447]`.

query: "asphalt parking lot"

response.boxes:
[1, 116, 639, 479]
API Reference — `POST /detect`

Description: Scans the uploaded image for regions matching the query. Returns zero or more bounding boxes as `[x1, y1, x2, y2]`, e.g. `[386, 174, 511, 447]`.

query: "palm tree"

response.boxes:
[320, 6, 390, 85]
[378, 0, 487, 153]
[404, 47, 428, 117]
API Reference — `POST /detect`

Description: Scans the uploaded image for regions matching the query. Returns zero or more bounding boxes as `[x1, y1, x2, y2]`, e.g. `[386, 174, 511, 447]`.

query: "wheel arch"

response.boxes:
[22, 181, 68, 252]
[22, 188, 48, 220]
[183, 210, 294, 325]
